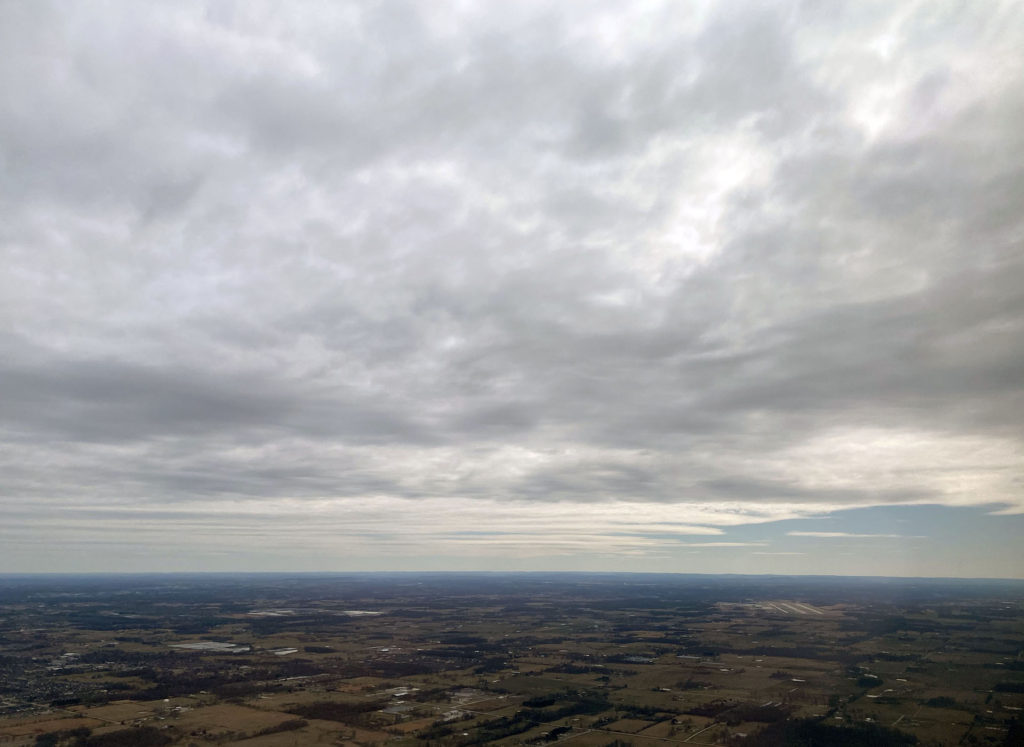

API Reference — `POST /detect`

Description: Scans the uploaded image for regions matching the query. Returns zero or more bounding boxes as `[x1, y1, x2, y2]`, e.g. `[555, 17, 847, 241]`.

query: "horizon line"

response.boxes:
[2, 570, 1023, 582]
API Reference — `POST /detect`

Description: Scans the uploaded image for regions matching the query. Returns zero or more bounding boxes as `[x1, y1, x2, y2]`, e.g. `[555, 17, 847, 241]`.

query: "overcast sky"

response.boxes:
[2, 1, 1022, 576]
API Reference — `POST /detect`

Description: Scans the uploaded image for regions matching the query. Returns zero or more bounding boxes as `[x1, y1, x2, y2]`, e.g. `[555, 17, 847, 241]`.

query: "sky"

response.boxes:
[1, 1, 1022, 577]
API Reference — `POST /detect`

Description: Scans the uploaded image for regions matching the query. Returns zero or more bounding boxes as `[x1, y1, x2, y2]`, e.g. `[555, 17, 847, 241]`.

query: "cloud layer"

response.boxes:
[1, 1, 1022, 573]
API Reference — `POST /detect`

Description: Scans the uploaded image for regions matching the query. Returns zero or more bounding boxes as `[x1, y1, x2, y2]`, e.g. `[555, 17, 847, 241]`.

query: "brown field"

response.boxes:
[604, 717, 656, 733]
[71, 697, 200, 724]
[0, 716, 105, 740]
[167, 703, 296, 732]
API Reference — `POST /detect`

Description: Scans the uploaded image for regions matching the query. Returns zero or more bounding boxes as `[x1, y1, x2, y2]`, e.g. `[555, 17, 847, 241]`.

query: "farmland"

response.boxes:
[1, 574, 1022, 746]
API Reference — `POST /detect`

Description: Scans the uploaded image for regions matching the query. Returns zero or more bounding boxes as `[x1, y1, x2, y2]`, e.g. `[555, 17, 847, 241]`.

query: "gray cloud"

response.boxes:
[1, 0, 1022, 571]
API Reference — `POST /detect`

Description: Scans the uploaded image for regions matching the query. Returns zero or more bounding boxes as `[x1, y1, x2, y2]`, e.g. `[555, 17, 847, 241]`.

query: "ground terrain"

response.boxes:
[0, 574, 1021, 746]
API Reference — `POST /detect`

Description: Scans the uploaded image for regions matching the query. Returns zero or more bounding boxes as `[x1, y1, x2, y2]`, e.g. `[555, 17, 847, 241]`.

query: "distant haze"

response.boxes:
[1, 2, 1022, 576]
